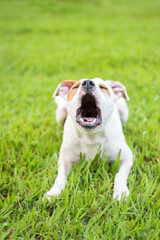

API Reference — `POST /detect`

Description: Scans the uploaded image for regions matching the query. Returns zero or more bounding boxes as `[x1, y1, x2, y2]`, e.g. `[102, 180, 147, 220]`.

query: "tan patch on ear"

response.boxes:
[99, 84, 111, 96]
[54, 80, 76, 97]
[60, 80, 77, 92]
[67, 80, 82, 101]
[62, 80, 77, 87]
[121, 90, 126, 99]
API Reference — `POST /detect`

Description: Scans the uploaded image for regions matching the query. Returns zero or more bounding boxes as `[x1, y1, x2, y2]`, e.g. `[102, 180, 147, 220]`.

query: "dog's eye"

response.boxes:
[99, 86, 108, 90]
[72, 85, 79, 89]
[99, 84, 111, 96]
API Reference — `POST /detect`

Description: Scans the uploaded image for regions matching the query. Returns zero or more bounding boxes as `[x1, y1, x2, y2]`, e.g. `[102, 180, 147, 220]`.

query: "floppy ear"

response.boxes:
[108, 81, 129, 101]
[53, 80, 76, 100]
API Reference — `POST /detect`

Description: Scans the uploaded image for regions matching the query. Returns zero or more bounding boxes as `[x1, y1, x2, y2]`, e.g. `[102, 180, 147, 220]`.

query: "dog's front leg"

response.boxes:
[43, 159, 72, 202]
[113, 154, 133, 201]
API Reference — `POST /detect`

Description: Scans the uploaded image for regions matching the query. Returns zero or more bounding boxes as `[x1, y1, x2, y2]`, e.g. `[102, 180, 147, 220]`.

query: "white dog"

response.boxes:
[43, 78, 133, 202]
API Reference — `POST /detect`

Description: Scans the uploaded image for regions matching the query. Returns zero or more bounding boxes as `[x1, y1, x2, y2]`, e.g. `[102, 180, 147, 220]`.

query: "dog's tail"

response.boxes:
[54, 96, 67, 125]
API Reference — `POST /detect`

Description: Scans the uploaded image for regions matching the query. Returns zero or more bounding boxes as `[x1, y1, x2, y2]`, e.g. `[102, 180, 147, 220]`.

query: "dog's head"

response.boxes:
[53, 78, 129, 130]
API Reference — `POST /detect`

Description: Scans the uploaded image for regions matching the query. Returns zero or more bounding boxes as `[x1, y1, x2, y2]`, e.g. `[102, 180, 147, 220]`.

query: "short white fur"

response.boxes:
[43, 78, 133, 202]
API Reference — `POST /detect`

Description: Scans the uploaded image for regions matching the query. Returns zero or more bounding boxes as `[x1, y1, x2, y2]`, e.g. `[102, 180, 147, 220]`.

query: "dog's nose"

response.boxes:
[82, 80, 95, 89]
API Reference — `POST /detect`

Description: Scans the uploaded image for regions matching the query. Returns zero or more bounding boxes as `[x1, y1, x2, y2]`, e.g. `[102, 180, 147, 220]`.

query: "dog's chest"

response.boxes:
[78, 134, 105, 160]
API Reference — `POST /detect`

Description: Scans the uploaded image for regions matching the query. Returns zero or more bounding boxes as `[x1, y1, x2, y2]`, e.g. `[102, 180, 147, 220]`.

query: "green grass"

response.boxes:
[0, 0, 160, 239]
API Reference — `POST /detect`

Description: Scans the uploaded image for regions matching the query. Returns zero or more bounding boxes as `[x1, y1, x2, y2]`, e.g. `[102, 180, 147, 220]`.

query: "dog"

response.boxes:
[43, 78, 133, 202]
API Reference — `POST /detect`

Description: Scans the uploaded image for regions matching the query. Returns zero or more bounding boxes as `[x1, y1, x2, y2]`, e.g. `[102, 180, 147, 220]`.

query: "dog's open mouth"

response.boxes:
[76, 94, 102, 129]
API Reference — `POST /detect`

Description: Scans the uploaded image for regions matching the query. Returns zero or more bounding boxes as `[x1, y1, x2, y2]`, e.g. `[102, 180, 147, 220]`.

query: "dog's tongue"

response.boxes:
[83, 117, 94, 122]
[80, 117, 96, 125]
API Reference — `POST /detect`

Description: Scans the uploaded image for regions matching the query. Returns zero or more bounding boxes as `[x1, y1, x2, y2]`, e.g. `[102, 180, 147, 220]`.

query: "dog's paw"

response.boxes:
[42, 189, 61, 203]
[113, 185, 129, 201]
[42, 193, 54, 203]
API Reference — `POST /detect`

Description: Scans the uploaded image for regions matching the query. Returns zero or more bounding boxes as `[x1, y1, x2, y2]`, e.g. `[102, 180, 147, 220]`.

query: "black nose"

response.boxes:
[82, 80, 95, 89]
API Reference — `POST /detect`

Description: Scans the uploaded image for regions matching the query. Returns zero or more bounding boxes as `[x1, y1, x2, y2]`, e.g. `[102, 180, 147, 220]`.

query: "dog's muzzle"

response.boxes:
[82, 79, 95, 90]
[76, 93, 102, 129]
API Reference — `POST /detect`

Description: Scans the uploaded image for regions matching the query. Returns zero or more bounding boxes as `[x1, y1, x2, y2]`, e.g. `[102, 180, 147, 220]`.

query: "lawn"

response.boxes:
[0, 0, 160, 239]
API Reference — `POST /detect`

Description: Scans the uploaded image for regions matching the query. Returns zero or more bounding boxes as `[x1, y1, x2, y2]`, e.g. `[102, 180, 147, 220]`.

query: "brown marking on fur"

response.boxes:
[121, 90, 126, 99]
[67, 80, 82, 101]
[55, 80, 76, 97]
[99, 84, 111, 96]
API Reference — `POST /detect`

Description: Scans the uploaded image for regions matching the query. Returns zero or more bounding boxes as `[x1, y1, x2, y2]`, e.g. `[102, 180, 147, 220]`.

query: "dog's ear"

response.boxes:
[53, 80, 77, 100]
[108, 81, 129, 101]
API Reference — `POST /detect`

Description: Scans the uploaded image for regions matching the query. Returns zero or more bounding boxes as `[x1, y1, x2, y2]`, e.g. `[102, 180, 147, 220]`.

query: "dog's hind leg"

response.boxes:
[55, 96, 67, 125]
[115, 98, 129, 125]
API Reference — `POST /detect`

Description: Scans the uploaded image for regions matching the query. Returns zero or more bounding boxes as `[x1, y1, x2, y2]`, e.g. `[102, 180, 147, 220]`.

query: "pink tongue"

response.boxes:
[83, 117, 95, 122]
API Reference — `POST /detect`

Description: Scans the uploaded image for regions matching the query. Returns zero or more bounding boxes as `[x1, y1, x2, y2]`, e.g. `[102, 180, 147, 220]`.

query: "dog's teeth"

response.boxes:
[80, 118, 84, 123]
[93, 119, 96, 124]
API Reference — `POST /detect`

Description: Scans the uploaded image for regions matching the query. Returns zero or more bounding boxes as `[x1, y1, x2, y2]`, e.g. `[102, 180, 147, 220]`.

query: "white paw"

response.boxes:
[42, 188, 61, 203]
[113, 185, 129, 201]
